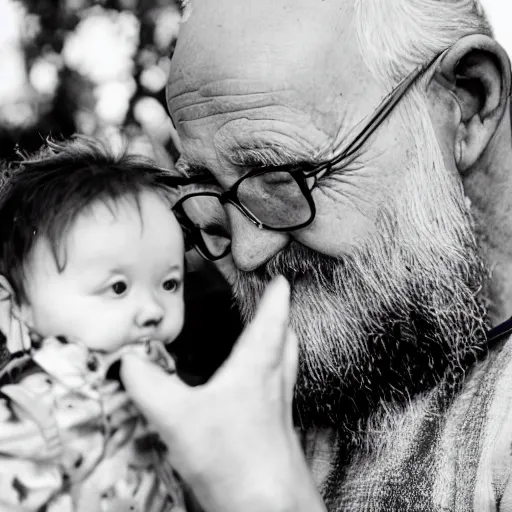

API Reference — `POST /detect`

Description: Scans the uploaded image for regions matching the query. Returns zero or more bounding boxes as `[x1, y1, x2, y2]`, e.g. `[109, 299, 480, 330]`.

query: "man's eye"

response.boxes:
[163, 279, 180, 292]
[201, 222, 230, 238]
[111, 281, 127, 295]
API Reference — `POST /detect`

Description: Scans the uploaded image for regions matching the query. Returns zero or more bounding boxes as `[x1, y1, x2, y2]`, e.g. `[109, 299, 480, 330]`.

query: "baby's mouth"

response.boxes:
[128, 336, 156, 348]
[133, 336, 174, 347]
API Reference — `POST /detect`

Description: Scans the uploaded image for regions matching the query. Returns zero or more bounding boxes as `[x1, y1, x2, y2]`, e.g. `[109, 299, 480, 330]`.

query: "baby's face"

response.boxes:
[19, 189, 185, 352]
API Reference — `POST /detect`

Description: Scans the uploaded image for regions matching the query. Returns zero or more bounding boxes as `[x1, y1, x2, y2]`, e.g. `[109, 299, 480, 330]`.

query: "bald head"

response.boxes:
[165, 0, 506, 275]
[167, 0, 494, 164]
[171, 0, 354, 86]
[168, 0, 375, 153]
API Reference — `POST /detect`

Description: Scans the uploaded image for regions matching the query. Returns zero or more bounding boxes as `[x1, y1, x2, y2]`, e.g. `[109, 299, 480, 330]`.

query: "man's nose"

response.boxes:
[228, 208, 289, 272]
[135, 294, 165, 329]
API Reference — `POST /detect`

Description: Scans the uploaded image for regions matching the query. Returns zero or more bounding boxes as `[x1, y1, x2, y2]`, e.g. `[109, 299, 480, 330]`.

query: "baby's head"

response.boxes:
[0, 137, 185, 353]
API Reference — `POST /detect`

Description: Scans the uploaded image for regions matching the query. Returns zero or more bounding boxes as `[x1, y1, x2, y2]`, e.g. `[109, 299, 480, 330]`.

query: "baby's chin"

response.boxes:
[24, 336, 176, 385]
[30, 329, 170, 354]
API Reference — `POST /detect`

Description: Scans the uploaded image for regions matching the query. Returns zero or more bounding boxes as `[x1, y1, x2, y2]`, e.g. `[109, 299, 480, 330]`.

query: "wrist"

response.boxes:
[187, 452, 326, 512]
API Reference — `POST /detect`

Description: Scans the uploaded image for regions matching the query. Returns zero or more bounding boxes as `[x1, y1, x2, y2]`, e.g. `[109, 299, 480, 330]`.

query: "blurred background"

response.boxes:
[480, 0, 512, 55]
[0, 0, 182, 164]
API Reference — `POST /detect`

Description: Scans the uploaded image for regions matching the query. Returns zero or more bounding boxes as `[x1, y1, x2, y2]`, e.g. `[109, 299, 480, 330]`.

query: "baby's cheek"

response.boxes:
[79, 323, 127, 352]
[168, 298, 186, 342]
[68, 307, 126, 351]
[29, 298, 72, 338]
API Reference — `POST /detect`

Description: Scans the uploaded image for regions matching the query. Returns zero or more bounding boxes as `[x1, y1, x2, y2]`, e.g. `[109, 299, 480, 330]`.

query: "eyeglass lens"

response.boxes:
[180, 171, 313, 257]
[237, 171, 312, 227]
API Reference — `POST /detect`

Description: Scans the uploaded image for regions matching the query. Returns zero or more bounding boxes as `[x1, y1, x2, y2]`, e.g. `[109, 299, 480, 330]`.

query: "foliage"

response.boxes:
[0, 0, 182, 165]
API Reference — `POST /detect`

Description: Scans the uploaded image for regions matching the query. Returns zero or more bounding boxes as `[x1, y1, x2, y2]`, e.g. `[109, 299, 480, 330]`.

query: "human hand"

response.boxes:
[120, 276, 325, 512]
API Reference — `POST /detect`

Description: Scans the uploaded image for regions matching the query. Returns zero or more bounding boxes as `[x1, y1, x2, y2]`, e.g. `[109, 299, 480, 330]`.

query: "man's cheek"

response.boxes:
[213, 255, 238, 285]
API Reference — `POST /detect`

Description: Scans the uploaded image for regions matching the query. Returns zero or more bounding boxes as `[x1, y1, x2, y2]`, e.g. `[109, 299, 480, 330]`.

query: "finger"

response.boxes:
[283, 327, 299, 431]
[230, 276, 291, 370]
[120, 354, 188, 440]
[283, 327, 299, 402]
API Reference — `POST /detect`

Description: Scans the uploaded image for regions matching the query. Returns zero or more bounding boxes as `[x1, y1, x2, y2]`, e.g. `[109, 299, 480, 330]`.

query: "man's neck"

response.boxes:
[464, 122, 512, 325]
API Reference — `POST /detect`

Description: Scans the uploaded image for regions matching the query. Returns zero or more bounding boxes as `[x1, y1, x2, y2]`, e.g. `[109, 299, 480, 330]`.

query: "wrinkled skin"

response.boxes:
[167, 0, 511, 427]
[168, 1, 512, 311]
[168, 1, 400, 268]
[168, 0, 511, 282]
[123, 1, 512, 512]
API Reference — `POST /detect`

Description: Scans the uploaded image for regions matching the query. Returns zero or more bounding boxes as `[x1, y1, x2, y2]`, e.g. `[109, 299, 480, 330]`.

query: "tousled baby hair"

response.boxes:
[0, 136, 186, 303]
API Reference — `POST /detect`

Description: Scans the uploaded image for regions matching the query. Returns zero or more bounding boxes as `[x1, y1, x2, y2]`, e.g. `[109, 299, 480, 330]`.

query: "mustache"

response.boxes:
[231, 240, 355, 325]
[242, 241, 344, 285]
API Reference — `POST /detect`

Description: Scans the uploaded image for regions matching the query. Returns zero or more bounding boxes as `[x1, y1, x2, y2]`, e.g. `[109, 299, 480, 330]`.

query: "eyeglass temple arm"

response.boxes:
[309, 54, 443, 176]
[336, 68, 430, 166]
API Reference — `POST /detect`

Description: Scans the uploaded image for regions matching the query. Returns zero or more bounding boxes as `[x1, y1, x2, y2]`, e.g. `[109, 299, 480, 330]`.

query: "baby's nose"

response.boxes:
[135, 299, 164, 329]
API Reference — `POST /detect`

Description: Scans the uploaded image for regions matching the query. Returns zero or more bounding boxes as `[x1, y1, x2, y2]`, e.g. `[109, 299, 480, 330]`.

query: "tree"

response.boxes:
[0, 0, 181, 166]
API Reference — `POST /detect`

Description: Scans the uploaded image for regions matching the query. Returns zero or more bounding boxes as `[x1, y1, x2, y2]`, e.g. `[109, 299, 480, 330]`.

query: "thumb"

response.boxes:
[283, 327, 299, 402]
[230, 276, 291, 370]
[121, 354, 189, 433]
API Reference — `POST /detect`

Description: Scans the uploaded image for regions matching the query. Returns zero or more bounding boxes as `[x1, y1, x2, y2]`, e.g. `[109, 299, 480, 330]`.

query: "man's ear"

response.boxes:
[431, 34, 511, 172]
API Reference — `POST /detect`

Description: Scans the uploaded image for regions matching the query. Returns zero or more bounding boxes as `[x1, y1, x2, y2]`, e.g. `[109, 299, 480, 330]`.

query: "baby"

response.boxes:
[0, 137, 189, 511]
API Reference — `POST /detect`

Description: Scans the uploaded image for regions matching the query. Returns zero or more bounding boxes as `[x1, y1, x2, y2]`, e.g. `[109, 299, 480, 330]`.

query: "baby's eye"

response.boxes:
[163, 278, 180, 292]
[111, 281, 127, 295]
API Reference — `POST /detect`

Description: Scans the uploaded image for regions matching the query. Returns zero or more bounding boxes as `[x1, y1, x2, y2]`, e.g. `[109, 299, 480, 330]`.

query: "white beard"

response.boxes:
[229, 93, 488, 430]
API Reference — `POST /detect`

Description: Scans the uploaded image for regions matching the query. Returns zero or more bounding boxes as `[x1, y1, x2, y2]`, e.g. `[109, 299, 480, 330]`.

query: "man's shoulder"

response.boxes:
[449, 333, 512, 443]
[307, 338, 512, 511]
[459, 332, 512, 400]
[442, 334, 512, 509]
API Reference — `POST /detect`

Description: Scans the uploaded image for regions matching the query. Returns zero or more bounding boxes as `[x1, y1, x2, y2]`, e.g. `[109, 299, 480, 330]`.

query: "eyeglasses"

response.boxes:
[173, 51, 444, 261]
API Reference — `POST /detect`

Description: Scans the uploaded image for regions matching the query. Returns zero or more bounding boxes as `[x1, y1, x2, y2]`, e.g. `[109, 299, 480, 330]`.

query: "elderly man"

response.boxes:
[122, 1, 512, 511]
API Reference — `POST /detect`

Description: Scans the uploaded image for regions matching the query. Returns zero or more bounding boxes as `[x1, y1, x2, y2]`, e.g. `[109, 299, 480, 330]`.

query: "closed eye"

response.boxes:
[201, 222, 230, 238]
[254, 162, 317, 179]
[257, 172, 296, 185]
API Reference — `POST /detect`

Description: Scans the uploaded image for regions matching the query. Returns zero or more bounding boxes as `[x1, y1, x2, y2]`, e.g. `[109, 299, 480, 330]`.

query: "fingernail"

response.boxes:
[262, 276, 290, 309]
[271, 275, 290, 298]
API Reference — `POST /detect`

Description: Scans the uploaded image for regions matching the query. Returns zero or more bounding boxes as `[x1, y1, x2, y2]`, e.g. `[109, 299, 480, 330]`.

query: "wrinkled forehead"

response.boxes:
[167, 0, 376, 152]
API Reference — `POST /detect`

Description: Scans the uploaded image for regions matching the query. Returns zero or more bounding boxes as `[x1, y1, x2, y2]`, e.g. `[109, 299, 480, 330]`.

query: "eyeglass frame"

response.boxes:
[171, 49, 447, 261]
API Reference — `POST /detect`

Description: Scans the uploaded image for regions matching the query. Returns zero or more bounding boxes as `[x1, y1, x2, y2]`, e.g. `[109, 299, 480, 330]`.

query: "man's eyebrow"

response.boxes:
[175, 158, 213, 181]
[175, 142, 319, 183]
[225, 142, 316, 168]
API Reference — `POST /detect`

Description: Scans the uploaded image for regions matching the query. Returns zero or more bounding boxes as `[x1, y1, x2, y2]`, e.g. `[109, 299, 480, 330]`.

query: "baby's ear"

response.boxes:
[0, 275, 14, 302]
[0, 275, 31, 355]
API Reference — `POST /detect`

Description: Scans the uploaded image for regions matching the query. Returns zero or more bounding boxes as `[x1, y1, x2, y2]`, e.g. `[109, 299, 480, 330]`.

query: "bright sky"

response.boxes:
[481, 0, 512, 55]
